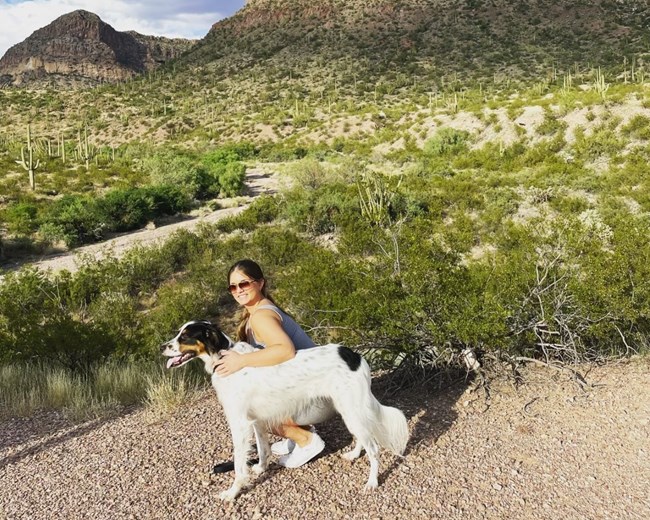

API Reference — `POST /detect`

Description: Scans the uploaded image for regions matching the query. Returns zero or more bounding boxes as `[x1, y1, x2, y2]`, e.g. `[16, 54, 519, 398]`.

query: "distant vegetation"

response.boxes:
[0, 138, 248, 254]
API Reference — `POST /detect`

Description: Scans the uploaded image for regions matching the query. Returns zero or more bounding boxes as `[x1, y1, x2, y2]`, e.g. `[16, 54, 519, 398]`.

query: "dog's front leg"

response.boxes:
[251, 423, 270, 475]
[219, 420, 252, 502]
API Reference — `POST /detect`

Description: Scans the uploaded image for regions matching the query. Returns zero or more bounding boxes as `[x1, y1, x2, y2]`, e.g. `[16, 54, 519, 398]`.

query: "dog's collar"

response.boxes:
[211, 347, 232, 375]
[209, 332, 235, 374]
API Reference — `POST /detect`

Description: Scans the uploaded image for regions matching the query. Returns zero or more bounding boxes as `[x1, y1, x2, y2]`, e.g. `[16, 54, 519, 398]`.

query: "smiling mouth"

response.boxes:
[166, 352, 196, 369]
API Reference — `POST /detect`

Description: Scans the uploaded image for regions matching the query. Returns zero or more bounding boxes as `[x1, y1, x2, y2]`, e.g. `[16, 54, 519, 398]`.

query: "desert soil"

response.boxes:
[0, 359, 648, 520]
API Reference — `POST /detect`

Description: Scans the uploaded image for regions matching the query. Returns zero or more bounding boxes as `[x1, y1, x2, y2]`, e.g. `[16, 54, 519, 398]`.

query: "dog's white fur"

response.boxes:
[161, 320, 410, 501]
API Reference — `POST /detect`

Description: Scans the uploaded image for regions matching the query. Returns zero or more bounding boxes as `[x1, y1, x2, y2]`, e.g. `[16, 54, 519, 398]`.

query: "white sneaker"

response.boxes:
[271, 426, 316, 456]
[271, 438, 295, 456]
[277, 432, 325, 468]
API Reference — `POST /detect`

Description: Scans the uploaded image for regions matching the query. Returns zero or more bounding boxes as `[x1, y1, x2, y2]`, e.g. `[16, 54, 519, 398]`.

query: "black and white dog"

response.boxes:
[160, 320, 410, 501]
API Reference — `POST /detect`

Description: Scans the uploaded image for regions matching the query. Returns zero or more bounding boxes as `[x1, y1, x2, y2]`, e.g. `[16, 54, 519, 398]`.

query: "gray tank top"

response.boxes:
[246, 304, 316, 350]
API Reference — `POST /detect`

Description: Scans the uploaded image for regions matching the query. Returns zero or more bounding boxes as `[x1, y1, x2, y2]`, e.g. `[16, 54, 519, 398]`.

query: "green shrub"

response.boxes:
[536, 109, 568, 136]
[572, 123, 625, 161]
[143, 184, 193, 215]
[3, 201, 39, 236]
[98, 189, 155, 231]
[621, 114, 650, 140]
[423, 128, 470, 157]
[98, 185, 191, 232]
[200, 148, 247, 197]
[218, 161, 247, 197]
[0, 268, 116, 369]
[214, 195, 280, 233]
[40, 195, 106, 247]
[283, 158, 355, 190]
[142, 149, 207, 199]
[282, 183, 358, 234]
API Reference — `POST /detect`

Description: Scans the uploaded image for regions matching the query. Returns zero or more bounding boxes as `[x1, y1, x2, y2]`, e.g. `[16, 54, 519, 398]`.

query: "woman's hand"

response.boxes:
[214, 350, 245, 377]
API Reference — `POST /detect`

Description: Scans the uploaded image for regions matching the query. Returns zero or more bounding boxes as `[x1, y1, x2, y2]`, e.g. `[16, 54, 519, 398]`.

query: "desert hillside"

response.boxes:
[1, 3, 649, 518]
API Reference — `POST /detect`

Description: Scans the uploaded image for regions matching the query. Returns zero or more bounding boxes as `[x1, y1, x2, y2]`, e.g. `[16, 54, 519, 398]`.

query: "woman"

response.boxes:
[214, 259, 325, 468]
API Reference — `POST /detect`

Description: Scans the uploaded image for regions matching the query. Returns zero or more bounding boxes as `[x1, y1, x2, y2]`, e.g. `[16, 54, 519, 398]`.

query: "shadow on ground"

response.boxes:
[0, 406, 139, 470]
[209, 368, 469, 488]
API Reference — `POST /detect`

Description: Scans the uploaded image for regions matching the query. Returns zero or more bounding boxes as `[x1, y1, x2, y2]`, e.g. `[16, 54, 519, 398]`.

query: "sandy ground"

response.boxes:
[0, 359, 648, 519]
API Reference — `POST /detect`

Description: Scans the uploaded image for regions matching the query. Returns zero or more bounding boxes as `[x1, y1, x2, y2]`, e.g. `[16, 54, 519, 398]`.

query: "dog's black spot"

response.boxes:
[338, 346, 362, 371]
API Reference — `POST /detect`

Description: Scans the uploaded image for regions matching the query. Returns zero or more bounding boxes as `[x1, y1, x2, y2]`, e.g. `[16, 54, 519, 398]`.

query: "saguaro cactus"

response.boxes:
[76, 125, 96, 171]
[58, 131, 66, 163]
[594, 67, 609, 100]
[15, 123, 40, 190]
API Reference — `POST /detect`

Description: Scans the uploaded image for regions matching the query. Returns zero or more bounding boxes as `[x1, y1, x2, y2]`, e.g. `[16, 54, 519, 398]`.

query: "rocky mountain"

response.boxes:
[185, 0, 650, 81]
[0, 10, 196, 87]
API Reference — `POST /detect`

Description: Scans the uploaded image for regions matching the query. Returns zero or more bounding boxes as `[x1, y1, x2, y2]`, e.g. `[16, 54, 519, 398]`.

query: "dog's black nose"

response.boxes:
[159, 341, 170, 352]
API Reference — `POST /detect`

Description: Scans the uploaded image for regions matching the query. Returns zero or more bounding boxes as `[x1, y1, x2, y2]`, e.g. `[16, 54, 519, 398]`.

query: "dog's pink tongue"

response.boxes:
[166, 357, 180, 369]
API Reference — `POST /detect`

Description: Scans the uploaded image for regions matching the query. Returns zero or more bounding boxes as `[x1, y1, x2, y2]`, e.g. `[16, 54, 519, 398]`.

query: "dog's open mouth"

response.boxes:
[166, 352, 196, 369]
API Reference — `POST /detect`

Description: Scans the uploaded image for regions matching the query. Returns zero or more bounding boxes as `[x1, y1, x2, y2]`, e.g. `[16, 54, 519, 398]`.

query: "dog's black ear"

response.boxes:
[201, 322, 231, 353]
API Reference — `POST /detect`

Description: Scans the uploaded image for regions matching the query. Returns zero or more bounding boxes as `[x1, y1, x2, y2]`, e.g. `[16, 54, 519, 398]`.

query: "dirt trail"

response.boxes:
[1, 167, 278, 277]
[0, 360, 648, 519]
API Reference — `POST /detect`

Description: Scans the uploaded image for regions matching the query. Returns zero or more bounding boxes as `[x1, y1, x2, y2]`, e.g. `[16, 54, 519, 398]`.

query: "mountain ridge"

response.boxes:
[3, 2, 650, 88]
[0, 10, 196, 87]
[184, 0, 650, 82]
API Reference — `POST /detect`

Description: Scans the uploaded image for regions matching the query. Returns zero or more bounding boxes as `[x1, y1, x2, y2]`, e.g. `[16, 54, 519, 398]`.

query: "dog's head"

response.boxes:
[160, 320, 233, 372]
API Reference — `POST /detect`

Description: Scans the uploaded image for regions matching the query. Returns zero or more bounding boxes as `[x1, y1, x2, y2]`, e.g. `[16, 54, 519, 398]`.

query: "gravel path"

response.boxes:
[1, 360, 648, 519]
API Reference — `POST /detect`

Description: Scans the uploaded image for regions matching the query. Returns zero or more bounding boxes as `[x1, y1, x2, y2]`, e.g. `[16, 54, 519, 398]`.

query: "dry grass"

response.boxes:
[0, 361, 208, 421]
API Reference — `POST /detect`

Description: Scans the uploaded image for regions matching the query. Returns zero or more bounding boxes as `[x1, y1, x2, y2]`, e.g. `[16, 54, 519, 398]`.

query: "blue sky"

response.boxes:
[0, 1, 246, 58]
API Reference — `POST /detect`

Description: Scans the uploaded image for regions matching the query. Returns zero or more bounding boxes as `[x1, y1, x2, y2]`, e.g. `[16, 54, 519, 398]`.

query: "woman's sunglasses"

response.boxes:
[228, 279, 257, 294]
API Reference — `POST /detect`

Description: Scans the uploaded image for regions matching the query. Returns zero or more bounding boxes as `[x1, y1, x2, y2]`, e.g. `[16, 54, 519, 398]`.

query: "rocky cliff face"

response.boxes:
[0, 10, 196, 87]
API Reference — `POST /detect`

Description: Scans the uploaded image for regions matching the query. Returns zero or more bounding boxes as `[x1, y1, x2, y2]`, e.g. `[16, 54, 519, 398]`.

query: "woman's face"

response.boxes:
[229, 269, 263, 307]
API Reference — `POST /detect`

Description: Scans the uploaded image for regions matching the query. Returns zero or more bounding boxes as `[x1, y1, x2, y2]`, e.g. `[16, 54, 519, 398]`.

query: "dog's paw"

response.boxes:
[251, 463, 267, 475]
[342, 443, 363, 461]
[219, 488, 239, 502]
[342, 449, 361, 461]
[364, 479, 379, 491]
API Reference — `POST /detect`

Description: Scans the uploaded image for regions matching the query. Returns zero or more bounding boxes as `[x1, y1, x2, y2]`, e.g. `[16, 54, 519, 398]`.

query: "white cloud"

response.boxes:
[0, 0, 245, 58]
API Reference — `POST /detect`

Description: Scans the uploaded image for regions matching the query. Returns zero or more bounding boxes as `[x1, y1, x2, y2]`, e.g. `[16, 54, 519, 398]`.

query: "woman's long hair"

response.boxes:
[228, 259, 277, 341]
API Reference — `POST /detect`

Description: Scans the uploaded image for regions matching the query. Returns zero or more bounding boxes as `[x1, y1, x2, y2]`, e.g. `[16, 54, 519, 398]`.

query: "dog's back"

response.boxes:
[213, 344, 361, 423]
[212, 343, 408, 458]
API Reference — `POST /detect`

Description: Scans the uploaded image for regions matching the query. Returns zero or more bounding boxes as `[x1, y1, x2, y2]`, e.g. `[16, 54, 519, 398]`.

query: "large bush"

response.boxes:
[97, 185, 191, 232]
[36, 186, 192, 247]
[141, 149, 211, 199]
[3, 201, 39, 236]
[201, 149, 247, 197]
[40, 195, 106, 247]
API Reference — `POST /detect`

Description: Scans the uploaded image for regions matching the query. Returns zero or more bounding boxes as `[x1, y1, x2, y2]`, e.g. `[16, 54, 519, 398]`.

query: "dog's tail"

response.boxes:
[372, 400, 409, 456]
